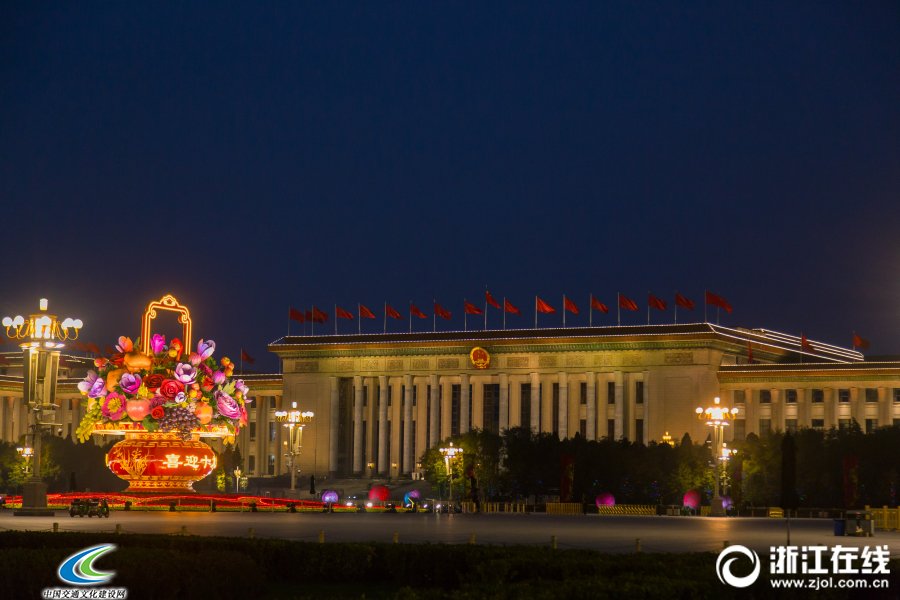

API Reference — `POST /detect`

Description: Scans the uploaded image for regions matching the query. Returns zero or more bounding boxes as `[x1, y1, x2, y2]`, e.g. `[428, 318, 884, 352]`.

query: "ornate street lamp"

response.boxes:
[439, 442, 463, 511]
[275, 403, 314, 492]
[3, 299, 82, 516]
[695, 396, 738, 517]
[16, 446, 34, 476]
[233, 467, 242, 494]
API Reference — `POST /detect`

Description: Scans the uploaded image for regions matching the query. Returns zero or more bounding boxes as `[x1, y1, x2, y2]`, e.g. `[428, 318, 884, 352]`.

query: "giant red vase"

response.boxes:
[106, 430, 218, 492]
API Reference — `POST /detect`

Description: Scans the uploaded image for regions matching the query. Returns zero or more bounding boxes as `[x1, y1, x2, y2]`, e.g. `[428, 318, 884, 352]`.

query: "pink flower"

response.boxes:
[174, 363, 197, 385]
[212, 371, 227, 386]
[234, 379, 250, 397]
[119, 373, 142, 395]
[214, 390, 242, 419]
[102, 393, 126, 421]
[115, 336, 133, 354]
[197, 339, 216, 361]
[150, 334, 166, 355]
[189, 352, 202, 366]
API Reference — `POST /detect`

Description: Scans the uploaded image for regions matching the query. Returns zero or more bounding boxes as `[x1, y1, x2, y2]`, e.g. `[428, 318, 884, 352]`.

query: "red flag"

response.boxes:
[105, 345, 115, 355]
[464, 301, 483, 315]
[852, 333, 870, 350]
[800, 334, 814, 352]
[590, 295, 609, 313]
[747, 341, 754, 364]
[504, 299, 520, 315]
[563, 296, 579, 315]
[241, 349, 255, 364]
[485, 290, 501, 309]
[88, 343, 101, 355]
[618, 295, 638, 311]
[311, 306, 328, 323]
[359, 304, 376, 319]
[385, 304, 402, 320]
[336, 306, 354, 320]
[705, 291, 733, 313]
[536, 297, 556, 314]
[410, 303, 427, 319]
[289, 307, 305, 323]
[304, 310, 313, 321]
[675, 293, 695, 311]
[433, 302, 452, 320]
[648, 294, 667, 311]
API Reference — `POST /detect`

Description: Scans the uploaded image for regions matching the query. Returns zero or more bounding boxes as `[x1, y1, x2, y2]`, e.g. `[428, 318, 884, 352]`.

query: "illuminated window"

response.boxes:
[268, 422, 276, 442]
[759, 419, 772, 435]
[812, 419, 825, 430]
[580, 382, 587, 405]
[733, 390, 746, 403]
[267, 454, 275, 475]
[894, 389, 900, 403]
[249, 422, 256, 441]
[785, 419, 797, 433]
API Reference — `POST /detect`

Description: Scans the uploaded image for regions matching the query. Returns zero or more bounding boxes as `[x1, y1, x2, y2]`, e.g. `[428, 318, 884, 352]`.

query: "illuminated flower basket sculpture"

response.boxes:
[76, 334, 250, 492]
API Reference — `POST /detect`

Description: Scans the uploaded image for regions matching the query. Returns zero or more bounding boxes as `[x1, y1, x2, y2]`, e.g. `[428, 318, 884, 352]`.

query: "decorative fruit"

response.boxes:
[125, 398, 151, 421]
[105, 369, 126, 392]
[123, 351, 153, 373]
[194, 401, 213, 425]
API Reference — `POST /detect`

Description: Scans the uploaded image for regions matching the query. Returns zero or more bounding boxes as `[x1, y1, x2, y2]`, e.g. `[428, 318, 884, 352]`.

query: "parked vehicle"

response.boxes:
[69, 498, 110, 518]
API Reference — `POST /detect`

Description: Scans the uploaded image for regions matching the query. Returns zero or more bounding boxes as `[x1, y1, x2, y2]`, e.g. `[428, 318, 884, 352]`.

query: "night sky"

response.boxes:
[1, 2, 898, 367]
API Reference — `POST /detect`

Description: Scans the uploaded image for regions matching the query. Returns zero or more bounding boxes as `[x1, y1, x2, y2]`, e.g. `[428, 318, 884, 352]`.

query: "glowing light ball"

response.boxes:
[368, 485, 389, 502]
[595, 493, 615, 507]
[683, 489, 701, 510]
[321, 490, 339, 504]
[721, 495, 733, 510]
[403, 490, 421, 505]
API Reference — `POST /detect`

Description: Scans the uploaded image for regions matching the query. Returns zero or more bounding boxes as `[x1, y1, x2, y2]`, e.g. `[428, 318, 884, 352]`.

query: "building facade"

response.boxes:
[2, 322, 898, 482]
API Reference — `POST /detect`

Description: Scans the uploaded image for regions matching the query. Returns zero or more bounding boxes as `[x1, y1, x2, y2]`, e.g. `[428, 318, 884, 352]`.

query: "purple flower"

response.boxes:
[234, 379, 250, 396]
[150, 334, 166, 355]
[212, 370, 227, 386]
[119, 373, 142, 395]
[150, 395, 167, 409]
[174, 391, 186, 404]
[174, 362, 197, 385]
[78, 371, 108, 399]
[78, 371, 98, 395]
[214, 390, 242, 419]
[197, 339, 216, 361]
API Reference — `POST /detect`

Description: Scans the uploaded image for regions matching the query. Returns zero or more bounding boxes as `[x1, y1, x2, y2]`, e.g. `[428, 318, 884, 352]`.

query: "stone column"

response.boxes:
[878, 387, 891, 427]
[567, 375, 579, 438]
[530, 372, 540, 431]
[460, 373, 470, 434]
[378, 376, 388, 474]
[639, 371, 650, 443]
[614, 371, 625, 440]
[365, 378, 376, 474]
[557, 372, 568, 440]
[824, 388, 837, 428]
[329, 377, 339, 476]
[797, 388, 809, 429]
[440, 377, 453, 440]
[390, 378, 402, 478]
[353, 375, 365, 475]
[499, 373, 509, 432]
[415, 378, 428, 460]
[850, 387, 862, 426]
[429, 374, 440, 447]
[472, 380, 484, 430]
[541, 378, 553, 434]
[744, 388, 757, 436]
[585, 372, 596, 440]
[771, 389, 783, 432]
[509, 378, 522, 428]
[402, 375, 413, 474]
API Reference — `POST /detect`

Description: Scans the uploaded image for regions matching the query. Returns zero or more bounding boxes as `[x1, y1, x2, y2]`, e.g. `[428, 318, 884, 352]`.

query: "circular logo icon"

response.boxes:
[470, 347, 490, 369]
[716, 545, 761, 588]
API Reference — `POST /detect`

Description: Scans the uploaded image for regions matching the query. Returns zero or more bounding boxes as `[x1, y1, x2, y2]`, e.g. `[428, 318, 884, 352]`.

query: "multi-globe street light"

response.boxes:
[3, 299, 82, 516]
[695, 396, 738, 517]
[275, 403, 314, 492]
[16, 446, 34, 476]
[439, 442, 463, 510]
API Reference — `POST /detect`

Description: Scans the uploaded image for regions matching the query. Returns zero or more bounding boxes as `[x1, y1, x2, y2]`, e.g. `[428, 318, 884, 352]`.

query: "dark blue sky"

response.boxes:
[1, 2, 898, 365]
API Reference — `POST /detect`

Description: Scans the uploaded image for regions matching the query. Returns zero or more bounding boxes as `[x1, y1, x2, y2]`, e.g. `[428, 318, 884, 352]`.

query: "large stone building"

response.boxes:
[2, 322, 899, 483]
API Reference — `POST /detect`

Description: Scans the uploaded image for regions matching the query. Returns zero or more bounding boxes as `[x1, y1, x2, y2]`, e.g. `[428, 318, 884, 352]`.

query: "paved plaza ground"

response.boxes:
[3, 511, 900, 555]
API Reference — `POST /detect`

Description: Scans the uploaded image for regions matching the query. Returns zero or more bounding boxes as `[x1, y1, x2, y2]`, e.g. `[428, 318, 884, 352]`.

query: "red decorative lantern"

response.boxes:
[106, 430, 217, 492]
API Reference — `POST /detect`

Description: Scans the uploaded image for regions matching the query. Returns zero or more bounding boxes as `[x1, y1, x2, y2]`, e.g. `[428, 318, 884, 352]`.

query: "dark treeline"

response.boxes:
[422, 423, 900, 509]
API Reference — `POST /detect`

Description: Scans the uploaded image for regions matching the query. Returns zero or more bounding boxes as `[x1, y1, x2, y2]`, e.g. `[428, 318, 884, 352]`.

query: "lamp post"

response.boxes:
[719, 442, 737, 498]
[233, 467, 242, 494]
[16, 446, 34, 476]
[695, 396, 738, 517]
[275, 403, 314, 492]
[439, 442, 463, 510]
[3, 299, 82, 516]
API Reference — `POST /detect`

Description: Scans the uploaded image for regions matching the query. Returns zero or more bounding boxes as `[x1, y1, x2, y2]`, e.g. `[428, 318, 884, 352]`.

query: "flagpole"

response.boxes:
[562, 294, 566, 328]
[503, 297, 507, 330]
[617, 293, 621, 326]
[409, 301, 412, 333]
[310, 305, 314, 335]
[704, 290, 708, 323]
[647, 293, 650, 325]
[358, 303, 361, 334]
[288, 307, 291, 337]
[484, 286, 488, 330]
[464, 300, 468, 331]
[589, 294, 593, 327]
[674, 295, 678, 325]
[383, 302, 387, 334]
[432, 299, 436, 333]
[534, 296, 538, 329]
[334, 304, 338, 335]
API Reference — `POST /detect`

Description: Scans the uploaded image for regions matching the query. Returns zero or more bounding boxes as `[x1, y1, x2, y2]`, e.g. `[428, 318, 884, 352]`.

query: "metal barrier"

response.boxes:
[865, 506, 900, 530]
[596, 504, 656, 516]
[460, 501, 528, 513]
[545, 502, 583, 515]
